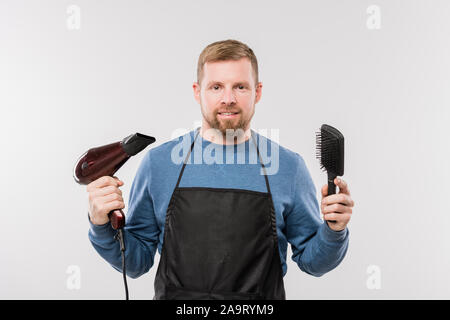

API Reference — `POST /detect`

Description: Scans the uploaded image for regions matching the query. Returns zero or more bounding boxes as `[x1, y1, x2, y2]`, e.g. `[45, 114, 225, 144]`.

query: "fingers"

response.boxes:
[321, 177, 351, 198]
[87, 176, 123, 192]
[102, 192, 124, 204]
[86, 176, 125, 225]
[323, 212, 351, 224]
[321, 184, 328, 198]
[89, 188, 125, 211]
[320, 177, 353, 231]
[89, 185, 122, 199]
[322, 202, 353, 214]
[100, 199, 125, 214]
[90, 196, 125, 217]
[322, 193, 354, 208]
[333, 177, 350, 195]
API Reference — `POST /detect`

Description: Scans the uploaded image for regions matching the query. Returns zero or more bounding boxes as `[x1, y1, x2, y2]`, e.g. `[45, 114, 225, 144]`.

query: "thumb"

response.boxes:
[321, 184, 328, 198]
[113, 176, 124, 186]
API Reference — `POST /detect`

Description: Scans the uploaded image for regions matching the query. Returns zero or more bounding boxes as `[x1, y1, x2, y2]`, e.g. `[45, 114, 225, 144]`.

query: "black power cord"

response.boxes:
[114, 228, 129, 300]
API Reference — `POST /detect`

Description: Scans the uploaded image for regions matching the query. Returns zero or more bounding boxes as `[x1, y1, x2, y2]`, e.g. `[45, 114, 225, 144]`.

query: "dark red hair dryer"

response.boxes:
[73, 133, 156, 229]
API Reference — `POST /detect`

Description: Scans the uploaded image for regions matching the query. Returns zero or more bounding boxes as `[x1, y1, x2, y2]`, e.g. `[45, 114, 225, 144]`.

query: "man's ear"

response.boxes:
[193, 81, 201, 104]
[255, 82, 263, 104]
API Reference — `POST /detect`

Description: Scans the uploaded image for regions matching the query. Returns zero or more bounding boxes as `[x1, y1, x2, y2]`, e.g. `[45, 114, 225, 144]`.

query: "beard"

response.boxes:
[201, 105, 254, 138]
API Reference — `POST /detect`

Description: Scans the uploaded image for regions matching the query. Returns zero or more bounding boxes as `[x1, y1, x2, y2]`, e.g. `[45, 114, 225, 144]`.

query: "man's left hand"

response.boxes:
[320, 177, 355, 232]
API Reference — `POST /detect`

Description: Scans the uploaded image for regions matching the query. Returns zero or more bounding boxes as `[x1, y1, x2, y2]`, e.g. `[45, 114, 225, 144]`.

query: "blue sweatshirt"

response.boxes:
[88, 128, 349, 279]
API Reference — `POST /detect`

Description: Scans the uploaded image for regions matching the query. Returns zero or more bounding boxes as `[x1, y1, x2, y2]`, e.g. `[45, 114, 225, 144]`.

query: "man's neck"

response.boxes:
[200, 125, 252, 145]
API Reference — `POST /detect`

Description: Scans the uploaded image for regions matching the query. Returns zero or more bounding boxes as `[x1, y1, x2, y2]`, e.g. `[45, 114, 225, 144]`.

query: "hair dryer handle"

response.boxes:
[108, 209, 125, 229]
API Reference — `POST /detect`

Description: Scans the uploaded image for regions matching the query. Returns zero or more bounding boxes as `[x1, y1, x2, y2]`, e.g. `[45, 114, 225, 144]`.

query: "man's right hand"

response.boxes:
[87, 176, 125, 225]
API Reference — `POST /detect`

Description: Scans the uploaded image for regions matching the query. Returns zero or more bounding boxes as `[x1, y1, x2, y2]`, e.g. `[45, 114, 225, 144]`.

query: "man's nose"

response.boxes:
[221, 87, 236, 105]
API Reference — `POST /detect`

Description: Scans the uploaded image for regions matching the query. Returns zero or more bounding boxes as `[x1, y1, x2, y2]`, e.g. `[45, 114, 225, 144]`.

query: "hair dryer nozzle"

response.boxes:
[73, 132, 156, 185]
[121, 133, 156, 156]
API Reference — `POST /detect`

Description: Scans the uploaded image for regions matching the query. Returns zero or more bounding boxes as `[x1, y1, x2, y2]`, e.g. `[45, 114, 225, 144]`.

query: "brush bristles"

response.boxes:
[315, 130, 340, 173]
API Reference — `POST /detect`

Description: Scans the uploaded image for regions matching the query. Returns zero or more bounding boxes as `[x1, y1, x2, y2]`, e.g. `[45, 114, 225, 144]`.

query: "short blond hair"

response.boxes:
[197, 39, 259, 86]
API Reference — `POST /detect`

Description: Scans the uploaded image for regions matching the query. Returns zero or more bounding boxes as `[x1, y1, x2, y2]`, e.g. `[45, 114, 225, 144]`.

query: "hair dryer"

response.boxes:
[73, 132, 155, 300]
[73, 133, 156, 229]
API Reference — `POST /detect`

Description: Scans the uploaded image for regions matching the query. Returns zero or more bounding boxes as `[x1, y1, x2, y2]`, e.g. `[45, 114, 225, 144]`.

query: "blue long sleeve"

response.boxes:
[285, 154, 349, 277]
[88, 150, 159, 279]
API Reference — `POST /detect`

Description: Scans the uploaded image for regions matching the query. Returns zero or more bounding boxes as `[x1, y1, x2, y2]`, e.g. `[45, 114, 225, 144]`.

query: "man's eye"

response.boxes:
[211, 85, 245, 90]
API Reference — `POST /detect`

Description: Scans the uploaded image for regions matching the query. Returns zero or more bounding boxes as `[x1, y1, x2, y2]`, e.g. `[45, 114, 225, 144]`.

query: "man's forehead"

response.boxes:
[202, 59, 254, 83]
[203, 58, 251, 71]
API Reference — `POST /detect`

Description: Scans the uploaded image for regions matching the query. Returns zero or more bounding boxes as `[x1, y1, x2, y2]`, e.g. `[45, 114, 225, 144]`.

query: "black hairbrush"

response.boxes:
[315, 124, 345, 196]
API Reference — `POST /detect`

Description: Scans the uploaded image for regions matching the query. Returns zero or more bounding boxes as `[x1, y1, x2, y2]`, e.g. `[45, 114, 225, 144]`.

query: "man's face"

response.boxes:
[193, 57, 262, 136]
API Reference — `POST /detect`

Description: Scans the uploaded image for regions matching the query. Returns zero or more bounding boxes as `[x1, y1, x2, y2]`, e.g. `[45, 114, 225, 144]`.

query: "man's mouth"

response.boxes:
[217, 112, 240, 118]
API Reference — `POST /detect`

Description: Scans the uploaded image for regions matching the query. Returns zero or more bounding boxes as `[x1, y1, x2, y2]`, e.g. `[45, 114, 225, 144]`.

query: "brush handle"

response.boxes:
[327, 172, 337, 223]
[327, 171, 337, 196]
[328, 178, 336, 195]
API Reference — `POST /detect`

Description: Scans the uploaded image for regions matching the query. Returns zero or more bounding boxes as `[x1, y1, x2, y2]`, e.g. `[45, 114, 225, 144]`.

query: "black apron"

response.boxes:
[154, 128, 286, 300]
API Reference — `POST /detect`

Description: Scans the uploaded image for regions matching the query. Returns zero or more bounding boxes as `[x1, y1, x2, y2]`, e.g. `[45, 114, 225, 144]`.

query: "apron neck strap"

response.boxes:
[175, 127, 271, 195]
[174, 128, 201, 189]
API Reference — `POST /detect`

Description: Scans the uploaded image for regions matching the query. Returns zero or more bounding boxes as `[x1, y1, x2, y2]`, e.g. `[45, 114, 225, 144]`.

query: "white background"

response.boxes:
[1, 0, 449, 299]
